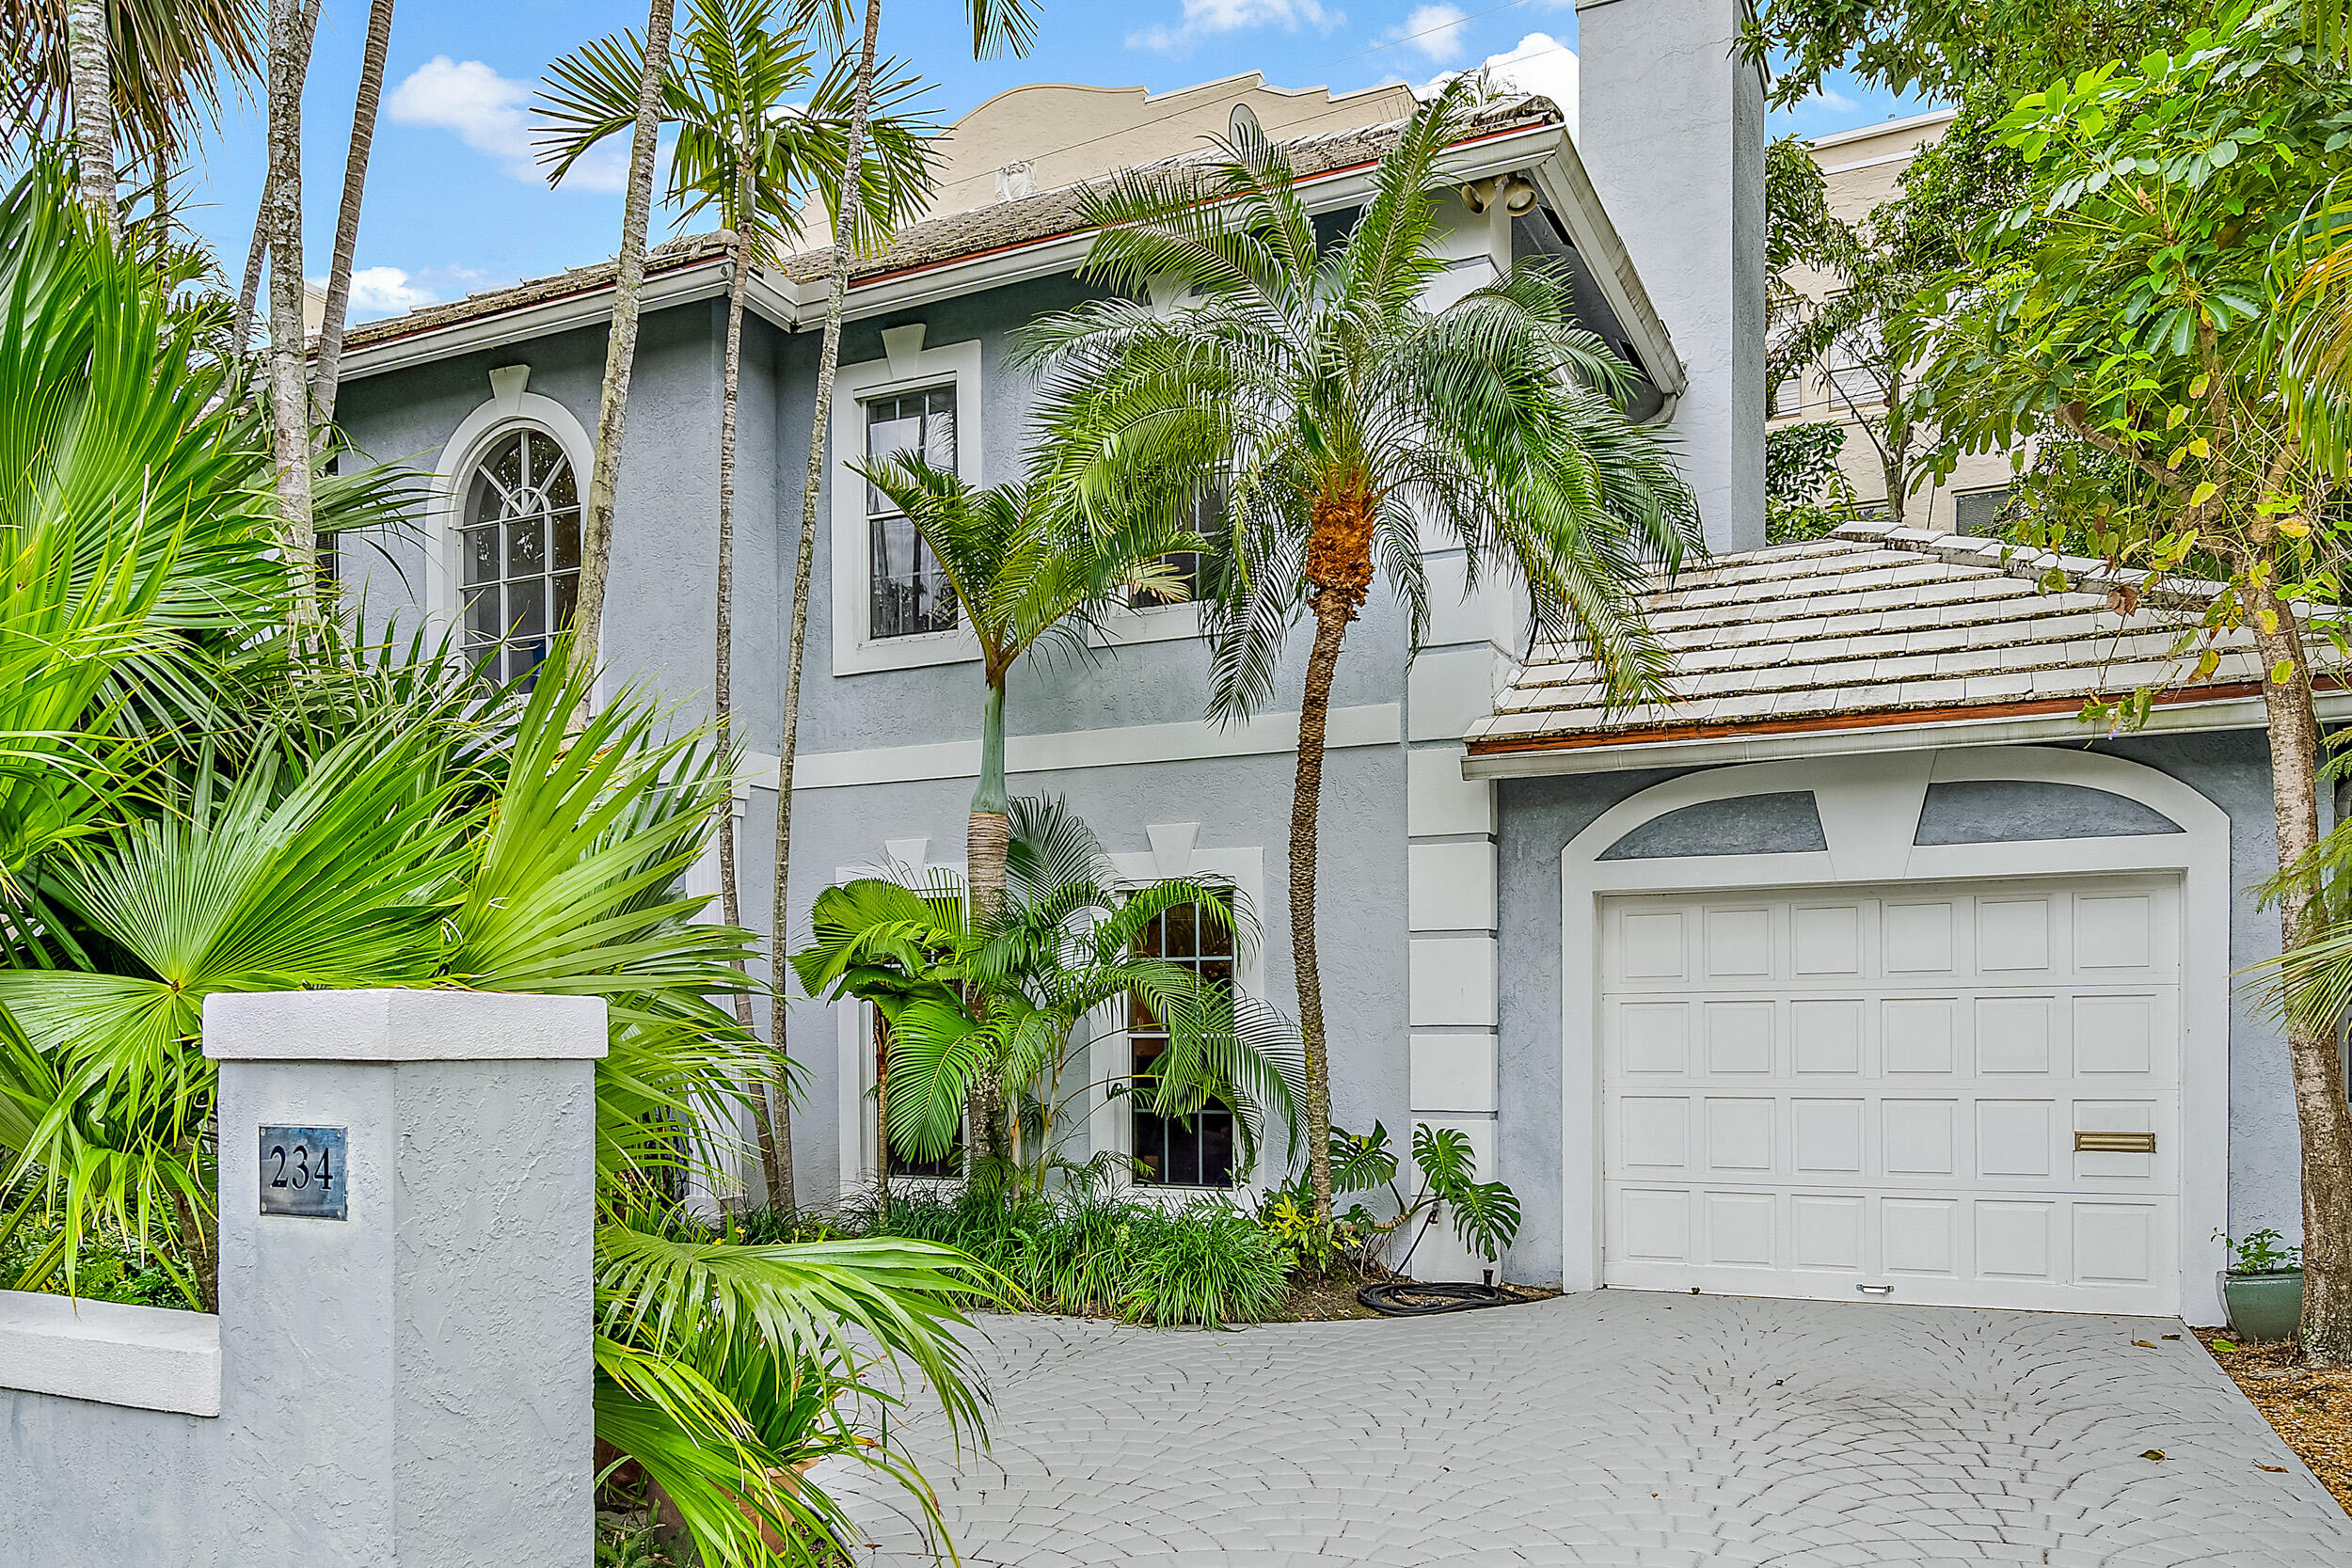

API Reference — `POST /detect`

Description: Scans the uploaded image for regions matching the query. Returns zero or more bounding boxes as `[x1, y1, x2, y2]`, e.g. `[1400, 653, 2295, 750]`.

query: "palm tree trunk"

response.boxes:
[715, 210, 778, 1202]
[963, 675, 1012, 1175]
[1290, 593, 1348, 1222]
[265, 0, 316, 619]
[2249, 582, 2352, 1365]
[967, 677, 1011, 916]
[310, 0, 397, 427]
[238, 0, 323, 353]
[64, 0, 116, 238]
[770, 0, 884, 1213]
[566, 0, 678, 690]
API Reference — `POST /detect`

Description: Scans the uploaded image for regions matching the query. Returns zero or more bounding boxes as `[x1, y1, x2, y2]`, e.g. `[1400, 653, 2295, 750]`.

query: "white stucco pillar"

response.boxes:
[203, 989, 607, 1566]
[1576, 0, 1768, 552]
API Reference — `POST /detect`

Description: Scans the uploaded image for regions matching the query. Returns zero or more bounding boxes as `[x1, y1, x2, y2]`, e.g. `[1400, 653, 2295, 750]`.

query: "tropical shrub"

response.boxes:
[0, 155, 987, 1568]
[793, 796, 1304, 1196]
[1263, 1122, 1522, 1280]
[849, 1184, 1293, 1327]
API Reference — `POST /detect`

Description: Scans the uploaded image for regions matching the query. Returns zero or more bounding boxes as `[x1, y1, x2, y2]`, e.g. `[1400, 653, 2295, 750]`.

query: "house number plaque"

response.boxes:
[259, 1126, 347, 1219]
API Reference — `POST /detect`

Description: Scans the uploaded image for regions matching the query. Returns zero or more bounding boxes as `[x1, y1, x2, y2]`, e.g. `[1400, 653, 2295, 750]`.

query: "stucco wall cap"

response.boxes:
[0, 1290, 221, 1417]
[201, 988, 610, 1063]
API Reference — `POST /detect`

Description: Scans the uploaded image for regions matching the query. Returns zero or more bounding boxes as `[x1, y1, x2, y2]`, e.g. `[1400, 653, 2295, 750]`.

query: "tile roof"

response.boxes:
[342, 95, 1562, 353]
[1465, 520, 2258, 758]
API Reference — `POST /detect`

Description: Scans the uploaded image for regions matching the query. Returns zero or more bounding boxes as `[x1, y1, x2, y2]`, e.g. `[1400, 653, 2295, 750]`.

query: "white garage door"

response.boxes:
[1599, 877, 2181, 1314]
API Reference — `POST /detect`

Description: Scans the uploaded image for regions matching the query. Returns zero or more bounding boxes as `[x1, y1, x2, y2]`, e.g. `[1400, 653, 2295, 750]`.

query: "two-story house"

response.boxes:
[331, 0, 2304, 1323]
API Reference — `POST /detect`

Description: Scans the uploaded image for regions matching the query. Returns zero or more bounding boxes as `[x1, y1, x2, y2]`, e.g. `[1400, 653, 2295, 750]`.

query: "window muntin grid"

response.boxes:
[865, 387, 959, 639]
[460, 429, 580, 682]
[1129, 901, 1237, 1189]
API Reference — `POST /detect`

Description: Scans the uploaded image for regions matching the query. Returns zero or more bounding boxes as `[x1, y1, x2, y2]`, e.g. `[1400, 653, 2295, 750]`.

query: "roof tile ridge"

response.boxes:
[1831, 518, 2224, 607]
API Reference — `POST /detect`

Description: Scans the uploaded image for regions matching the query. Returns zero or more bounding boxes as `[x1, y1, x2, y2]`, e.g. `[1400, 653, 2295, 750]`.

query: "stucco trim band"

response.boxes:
[203, 990, 611, 1062]
[742, 703, 1402, 792]
[0, 1291, 221, 1417]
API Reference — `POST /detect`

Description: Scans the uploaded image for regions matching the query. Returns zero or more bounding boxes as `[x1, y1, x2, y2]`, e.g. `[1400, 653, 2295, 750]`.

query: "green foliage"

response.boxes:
[0, 153, 988, 1568]
[1765, 422, 1860, 545]
[854, 1184, 1293, 1327]
[793, 797, 1304, 1194]
[1273, 1120, 1522, 1272]
[1751, 0, 2209, 110]
[1014, 78, 1701, 719]
[535, 0, 937, 254]
[2220, 1227, 2304, 1274]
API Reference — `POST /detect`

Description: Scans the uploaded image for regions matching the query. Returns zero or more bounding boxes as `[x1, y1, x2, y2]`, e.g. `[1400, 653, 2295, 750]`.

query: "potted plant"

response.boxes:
[2218, 1228, 2304, 1342]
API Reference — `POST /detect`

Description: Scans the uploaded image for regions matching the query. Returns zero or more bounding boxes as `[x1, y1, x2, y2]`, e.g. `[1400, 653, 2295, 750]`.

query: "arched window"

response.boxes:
[460, 428, 580, 681]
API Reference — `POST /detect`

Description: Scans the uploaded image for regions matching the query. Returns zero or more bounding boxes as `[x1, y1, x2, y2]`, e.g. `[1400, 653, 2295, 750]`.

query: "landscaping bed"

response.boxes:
[2198, 1327, 2352, 1514]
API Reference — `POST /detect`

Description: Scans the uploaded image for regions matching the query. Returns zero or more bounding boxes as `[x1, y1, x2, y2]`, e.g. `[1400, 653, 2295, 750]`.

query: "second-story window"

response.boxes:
[461, 428, 580, 682]
[1128, 485, 1222, 609]
[865, 388, 959, 640]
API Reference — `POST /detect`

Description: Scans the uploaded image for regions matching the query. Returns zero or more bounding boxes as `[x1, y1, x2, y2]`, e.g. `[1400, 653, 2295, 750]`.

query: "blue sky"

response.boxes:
[172, 0, 1934, 322]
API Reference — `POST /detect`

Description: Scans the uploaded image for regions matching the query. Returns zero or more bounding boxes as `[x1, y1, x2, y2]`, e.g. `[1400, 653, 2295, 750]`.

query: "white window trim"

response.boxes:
[829, 337, 985, 675]
[425, 367, 596, 638]
[1089, 842, 1271, 1202]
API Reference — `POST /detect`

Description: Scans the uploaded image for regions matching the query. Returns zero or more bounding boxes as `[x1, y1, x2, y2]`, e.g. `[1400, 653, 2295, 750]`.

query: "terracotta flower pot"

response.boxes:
[2220, 1269, 2304, 1343]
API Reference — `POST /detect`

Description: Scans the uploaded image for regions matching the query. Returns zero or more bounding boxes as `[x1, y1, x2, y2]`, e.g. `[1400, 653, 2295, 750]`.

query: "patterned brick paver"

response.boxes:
[823, 1290, 2352, 1566]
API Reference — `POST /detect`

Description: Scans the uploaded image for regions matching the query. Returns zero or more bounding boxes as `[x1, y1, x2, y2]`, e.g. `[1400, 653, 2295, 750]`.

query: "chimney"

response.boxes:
[1574, 0, 1767, 553]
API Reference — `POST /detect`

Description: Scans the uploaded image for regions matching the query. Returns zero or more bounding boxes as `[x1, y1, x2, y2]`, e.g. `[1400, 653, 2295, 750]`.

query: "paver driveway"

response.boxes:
[827, 1289, 2352, 1567]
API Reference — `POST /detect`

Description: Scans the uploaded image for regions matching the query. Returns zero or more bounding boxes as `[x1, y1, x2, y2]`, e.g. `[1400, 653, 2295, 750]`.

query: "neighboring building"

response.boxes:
[911, 72, 1419, 220]
[326, 0, 2300, 1326]
[1767, 109, 2018, 534]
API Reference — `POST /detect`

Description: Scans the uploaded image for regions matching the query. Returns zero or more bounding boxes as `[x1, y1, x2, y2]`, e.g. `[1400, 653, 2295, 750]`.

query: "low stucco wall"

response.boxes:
[1, 991, 602, 1566]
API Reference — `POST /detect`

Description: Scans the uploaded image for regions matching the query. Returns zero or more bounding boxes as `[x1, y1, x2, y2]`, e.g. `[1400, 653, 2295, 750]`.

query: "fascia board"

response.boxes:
[812, 119, 1573, 325]
[1528, 148, 1687, 398]
[342, 119, 1575, 377]
[1458, 690, 2346, 779]
[338, 256, 739, 382]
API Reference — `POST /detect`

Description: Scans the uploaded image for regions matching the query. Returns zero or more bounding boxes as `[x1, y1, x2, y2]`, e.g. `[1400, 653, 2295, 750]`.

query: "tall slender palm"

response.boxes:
[545, 0, 677, 689]
[263, 0, 313, 614]
[540, 0, 932, 1202]
[233, 0, 318, 347]
[5, 0, 262, 179]
[0, 161, 991, 1565]
[61, 0, 112, 232]
[1017, 82, 1702, 1217]
[767, 0, 1038, 1212]
[852, 455, 1203, 1168]
[853, 455, 1200, 917]
[310, 0, 396, 425]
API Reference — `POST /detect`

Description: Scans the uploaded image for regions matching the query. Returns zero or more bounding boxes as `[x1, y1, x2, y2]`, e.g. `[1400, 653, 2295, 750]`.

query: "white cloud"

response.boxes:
[332, 266, 438, 320]
[1423, 33, 1579, 138]
[388, 55, 632, 191]
[1386, 4, 1469, 63]
[1127, 0, 1342, 54]
[1811, 87, 1859, 112]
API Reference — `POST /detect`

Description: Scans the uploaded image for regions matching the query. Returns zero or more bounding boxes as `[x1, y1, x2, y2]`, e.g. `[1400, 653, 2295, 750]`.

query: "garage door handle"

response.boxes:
[2075, 1131, 2157, 1153]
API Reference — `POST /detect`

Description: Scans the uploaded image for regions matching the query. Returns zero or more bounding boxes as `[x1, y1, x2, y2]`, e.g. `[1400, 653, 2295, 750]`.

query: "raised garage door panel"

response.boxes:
[1599, 878, 2180, 1314]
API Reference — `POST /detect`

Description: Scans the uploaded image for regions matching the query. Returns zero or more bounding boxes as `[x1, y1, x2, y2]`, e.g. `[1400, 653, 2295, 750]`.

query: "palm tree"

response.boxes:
[61, 0, 112, 232]
[539, 0, 933, 1206]
[851, 456, 1201, 917]
[5, 0, 262, 183]
[545, 0, 678, 689]
[263, 0, 313, 612]
[232, 0, 318, 348]
[850, 455, 1203, 1169]
[767, 0, 1038, 1212]
[1016, 82, 1702, 1218]
[0, 160, 991, 1566]
[793, 797, 1302, 1197]
[309, 0, 397, 426]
